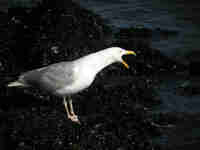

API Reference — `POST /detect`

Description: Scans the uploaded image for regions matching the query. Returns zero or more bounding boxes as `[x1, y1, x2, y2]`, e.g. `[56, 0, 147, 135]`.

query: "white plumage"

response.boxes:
[7, 47, 136, 124]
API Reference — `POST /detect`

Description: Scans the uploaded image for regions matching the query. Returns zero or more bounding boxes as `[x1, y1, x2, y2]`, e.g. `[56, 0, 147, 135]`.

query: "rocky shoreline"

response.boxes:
[0, 0, 190, 150]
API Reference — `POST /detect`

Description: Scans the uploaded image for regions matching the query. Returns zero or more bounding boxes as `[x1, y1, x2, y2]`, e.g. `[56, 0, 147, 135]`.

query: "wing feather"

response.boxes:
[20, 62, 75, 93]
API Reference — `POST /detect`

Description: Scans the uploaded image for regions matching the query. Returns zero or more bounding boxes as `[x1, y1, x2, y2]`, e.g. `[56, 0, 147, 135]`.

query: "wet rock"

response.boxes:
[177, 79, 200, 96]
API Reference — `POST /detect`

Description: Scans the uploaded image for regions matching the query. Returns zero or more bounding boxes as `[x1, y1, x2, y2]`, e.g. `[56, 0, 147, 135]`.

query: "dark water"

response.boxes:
[77, 0, 200, 63]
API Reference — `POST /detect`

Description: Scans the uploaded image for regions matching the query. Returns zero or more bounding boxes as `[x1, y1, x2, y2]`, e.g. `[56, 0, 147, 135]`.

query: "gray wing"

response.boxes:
[20, 61, 76, 93]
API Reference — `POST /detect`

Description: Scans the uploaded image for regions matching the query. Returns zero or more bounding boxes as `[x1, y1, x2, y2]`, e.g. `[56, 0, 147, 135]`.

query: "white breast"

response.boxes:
[55, 64, 96, 96]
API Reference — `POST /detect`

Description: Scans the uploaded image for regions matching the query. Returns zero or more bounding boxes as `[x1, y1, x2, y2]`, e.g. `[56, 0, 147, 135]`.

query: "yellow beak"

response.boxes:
[122, 50, 136, 69]
[125, 50, 136, 56]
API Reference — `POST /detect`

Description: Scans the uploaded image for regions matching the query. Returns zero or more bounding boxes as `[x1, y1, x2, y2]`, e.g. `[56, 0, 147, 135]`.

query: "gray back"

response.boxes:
[20, 62, 75, 94]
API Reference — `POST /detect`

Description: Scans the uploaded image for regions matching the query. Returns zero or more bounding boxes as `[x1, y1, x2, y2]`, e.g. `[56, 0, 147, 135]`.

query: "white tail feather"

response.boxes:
[7, 81, 25, 87]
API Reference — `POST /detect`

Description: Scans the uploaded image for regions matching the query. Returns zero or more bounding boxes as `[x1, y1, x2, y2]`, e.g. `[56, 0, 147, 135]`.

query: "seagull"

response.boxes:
[7, 47, 136, 124]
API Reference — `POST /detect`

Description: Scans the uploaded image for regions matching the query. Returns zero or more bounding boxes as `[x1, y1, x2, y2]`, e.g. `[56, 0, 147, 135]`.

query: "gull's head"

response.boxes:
[109, 47, 136, 69]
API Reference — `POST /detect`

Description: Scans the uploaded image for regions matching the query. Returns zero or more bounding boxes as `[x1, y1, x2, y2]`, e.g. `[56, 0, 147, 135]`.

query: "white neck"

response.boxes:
[76, 49, 117, 75]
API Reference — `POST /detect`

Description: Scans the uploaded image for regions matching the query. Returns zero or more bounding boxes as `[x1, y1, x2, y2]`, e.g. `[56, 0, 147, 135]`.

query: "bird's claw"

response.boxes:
[69, 115, 81, 124]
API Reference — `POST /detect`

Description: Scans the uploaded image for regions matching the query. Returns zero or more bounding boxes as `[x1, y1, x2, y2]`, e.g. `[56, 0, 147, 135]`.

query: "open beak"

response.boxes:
[122, 50, 136, 69]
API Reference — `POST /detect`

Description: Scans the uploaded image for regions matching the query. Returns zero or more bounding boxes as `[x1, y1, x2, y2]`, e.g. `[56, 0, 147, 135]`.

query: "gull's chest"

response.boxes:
[57, 65, 96, 95]
[75, 66, 96, 89]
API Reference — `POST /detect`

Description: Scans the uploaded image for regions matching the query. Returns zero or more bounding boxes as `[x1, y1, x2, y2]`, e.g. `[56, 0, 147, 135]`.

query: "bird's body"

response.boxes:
[9, 48, 118, 95]
[7, 47, 136, 124]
